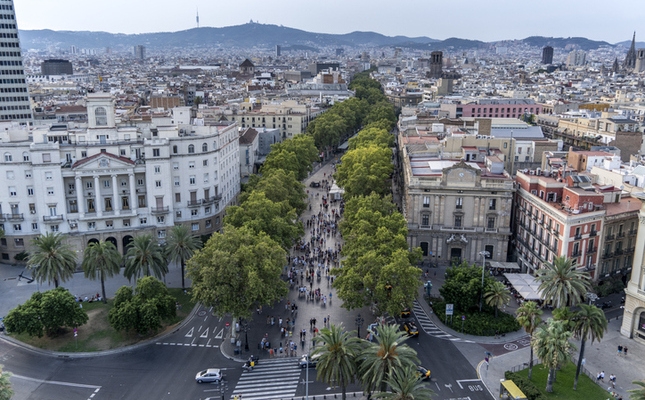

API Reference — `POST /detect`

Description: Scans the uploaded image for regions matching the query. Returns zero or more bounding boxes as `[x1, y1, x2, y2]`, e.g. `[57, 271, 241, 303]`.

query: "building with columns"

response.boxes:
[0, 93, 240, 262]
[621, 192, 645, 344]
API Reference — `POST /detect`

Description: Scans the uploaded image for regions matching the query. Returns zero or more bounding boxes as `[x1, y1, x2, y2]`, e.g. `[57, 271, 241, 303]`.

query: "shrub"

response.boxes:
[504, 371, 545, 400]
[430, 297, 520, 336]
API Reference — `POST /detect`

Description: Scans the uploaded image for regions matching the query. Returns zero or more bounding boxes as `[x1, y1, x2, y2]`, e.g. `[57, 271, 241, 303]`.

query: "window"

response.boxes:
[202, 143, 208, 152]
[120, 149, 126, 156]
[81, 151, 87, 158]
[27, 186, 34, 196]
[9, 186, 16, 196]
[188, 144, 195, 154]
[31, 223, 38, 230]
[45, 171, 53, 180]
[173, 162, 179, 170]
[47, 187, 54, 195]
[152, 148, 160, 157]
[456, 197, 463, 209]
[48, 206, 57, 216]
[154, 166, 161, 173]
[123, 219, 130, 227]
[14, 238, 24, 247]
[103, 179, 110, 188]
[155, 181, 162, 188]
[13, 224, 21, 231]
[189, 162, 195, 169]
[106, 221, 113, 228]
[203, 159, 208, 166]
[3, 152, 11, 162]
[484, 245, 494, 258]
[104, 197, 112, 211]
[487, 217, 496, 229]
[192, 222, 199, 231]
[86, 181, 93, 189]
[50, 225, 59, 232]
[205, 219, 212, 228]
[137, 179, 144, 186]
[175, 193, 181, 203]
[157, 230, 166, 239]
[140, 217, 147, 225]
[421, 214, 430, 226]
[87, 199, 95, 212]
[422, 196, 430, 208]
[95, 106, 107, 126]
[122, 196, 129, 209]
[42, 153, 51, 163]
[454, 215, 462, 228]
[157, 216, 165, 224]
[173, 145, 178, 154]
[489, 199, 496, 210]
[120, 180, 127, 187]
[203, 173, 209, 183]
[25, 170, 32, 178]
[189, 176, 196, 185]
[191, 209, 198, 216]
[205, 206, 211, 214]
[68, 199, 78, 213]
[176, 210, 182, 218]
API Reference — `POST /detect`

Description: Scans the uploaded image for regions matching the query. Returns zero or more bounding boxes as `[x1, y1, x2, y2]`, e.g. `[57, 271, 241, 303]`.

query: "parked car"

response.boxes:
[400, 307, 411, 318]
[309, 181, 321, 188]
[195, 368, 222, 383]
[416, 365, 431, 380]
[402, 321, 419, 337]
[299, 354, 318, 369]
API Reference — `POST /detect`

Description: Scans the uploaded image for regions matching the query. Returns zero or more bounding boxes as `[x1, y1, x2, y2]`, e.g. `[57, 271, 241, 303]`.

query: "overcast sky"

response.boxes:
[14, 0, 642, 44]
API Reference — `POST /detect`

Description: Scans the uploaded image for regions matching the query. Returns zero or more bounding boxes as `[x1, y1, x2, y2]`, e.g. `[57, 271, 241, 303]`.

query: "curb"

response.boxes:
[0, 303, 201, 359]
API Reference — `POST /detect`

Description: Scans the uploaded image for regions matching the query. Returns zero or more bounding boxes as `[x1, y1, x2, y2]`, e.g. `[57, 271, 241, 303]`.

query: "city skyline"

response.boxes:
[15, 0, 643, 44]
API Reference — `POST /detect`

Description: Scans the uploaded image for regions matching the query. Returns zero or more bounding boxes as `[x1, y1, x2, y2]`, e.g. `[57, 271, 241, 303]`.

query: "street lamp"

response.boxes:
[241, 319, 249, 352]
[479, 250, 490, 312]
[355, 314, 364, 338]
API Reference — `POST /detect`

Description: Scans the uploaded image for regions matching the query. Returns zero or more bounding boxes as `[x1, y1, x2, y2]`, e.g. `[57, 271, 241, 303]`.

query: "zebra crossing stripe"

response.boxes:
[413, 300, 462, 342]
[231, 359, 302, 400]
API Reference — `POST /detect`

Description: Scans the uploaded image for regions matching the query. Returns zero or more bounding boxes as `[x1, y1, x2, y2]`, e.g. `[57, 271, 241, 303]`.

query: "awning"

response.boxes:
[504, 273, 543, 301]
[488, 261, 521, 270]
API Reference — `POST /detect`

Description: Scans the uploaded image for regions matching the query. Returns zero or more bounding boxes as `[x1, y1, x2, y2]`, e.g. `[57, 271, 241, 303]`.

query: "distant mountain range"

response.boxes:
[17, 23, 638, 53]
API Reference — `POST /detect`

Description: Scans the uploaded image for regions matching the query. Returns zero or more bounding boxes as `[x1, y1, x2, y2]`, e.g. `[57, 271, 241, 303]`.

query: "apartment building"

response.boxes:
[401, 135, 515, 265]
[620, 192, 645, 344]
[0, 93, 240, 262]
[514, 168, 639, 282]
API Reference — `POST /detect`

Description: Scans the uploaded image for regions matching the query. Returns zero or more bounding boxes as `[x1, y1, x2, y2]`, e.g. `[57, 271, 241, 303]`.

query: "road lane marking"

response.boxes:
[215, 328, 224, 339]
[185, 327, 194, 337]
[200, 327, 209, 338]
[11, 374, 100, 389]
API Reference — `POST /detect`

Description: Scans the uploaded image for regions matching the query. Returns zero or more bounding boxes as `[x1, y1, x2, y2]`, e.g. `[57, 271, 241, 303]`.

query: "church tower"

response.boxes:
[623, 32, 637, 71]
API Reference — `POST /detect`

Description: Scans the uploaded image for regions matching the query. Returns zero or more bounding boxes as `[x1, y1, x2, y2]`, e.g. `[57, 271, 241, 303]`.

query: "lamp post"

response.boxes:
[241, 319, 249, 352]
[479, 250, 490, 312]
[355, 314, 364, 338]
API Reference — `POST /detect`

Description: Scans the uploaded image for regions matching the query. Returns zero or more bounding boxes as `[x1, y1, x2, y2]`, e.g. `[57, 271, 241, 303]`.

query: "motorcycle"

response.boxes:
[242, 355, 259, 371]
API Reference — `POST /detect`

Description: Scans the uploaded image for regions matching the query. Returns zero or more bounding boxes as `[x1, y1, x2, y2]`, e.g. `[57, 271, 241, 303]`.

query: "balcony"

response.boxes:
[602, 252, 614, 259]
[615, 248, 624, 255]
[628, 230, 637, 236]
[6, 213, 24, 221]
[625, 247, 635, 254]
[485, 227, 498, 233]
[552, 230, 559, 237]
[605, 234, 615, 241]
[589, 230, 597, 237]
[150, 206, 170, 214]
[43, 215, 64, 222]
[571, 250, 581, 257]
[618, 232, 625, 238]
[574, 233, 582, 240]
[587, 247, 597, 254]
[202, 195, 222, 205]
[187, 200, 201, 208]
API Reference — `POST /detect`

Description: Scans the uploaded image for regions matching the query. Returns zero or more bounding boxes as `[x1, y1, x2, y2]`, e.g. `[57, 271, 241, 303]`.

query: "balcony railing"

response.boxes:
[202, 195, 222, 205]
[574, 233, 582, 240]
[605, 234, 615, 241]
[43, 215, 64, 222]
[618, 232, 625, 238]
[615, 248, 624, 255]
[150, 206, 170, 214]
[187, 200, 201, 207]
[589, 230, 597, 237]
[602, 252, 613, 259]
[587, 247, 597, 254]
[571, 250, 581, 257]
[6, 213, 24, 221]
[625, 247, 635, 254]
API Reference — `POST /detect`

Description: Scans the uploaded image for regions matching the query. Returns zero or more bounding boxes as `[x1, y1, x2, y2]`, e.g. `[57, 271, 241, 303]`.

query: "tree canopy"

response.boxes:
[262, 135, 318, 180]
[335, 145, 394, 198]
[4, 287, 88, 337]
[348, 127, 394, 150]
[108, 276, 176, 335]
[28, 233, 77, 288]
[242, 168, 307, 215]
[187, 225, 288, 319]
[537, 256, 591, 308]
[81, 240, 122, 303]
[123, 234, 168, 282]
[439, 263, 497, 313]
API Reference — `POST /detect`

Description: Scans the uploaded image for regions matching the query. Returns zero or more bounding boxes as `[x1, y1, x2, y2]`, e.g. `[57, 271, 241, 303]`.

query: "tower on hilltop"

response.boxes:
[0, 0, 33, 125]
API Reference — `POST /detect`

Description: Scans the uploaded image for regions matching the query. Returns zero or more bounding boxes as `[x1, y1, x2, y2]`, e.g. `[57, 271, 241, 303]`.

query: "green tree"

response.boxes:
[335, 145, 393, 198]
[81, 240, 122, 303]
[532, 319, 574, 393]
[515, 301, 543, 380]
[360, 324, 419, 394]
[243, 169, 307, 214]
[629, 380, 645, 400]
[108, 276, 176, 334]
[123, 234, 167, 283]
[187, 225, 287, 319]
[571, 304, 607, 390]
[262, 135, 319, 180]
[225, 191, 303, 249]
[4, 287, 88, 337]
[312, 324, 363, 400]
[484, 281, 511, 318]
[310, 112, 348, 152]
[0, 365, 13, 400]
[165, 225, 202, 289]
[439, 264, 495, 313]
[376, 365, 435, 400]
[364, 102, 397, 129]
[261, 148, 301, 180]
[27, 233, 77, 288]
[348, 127, 394, 150]
[536, 256, 591, 308]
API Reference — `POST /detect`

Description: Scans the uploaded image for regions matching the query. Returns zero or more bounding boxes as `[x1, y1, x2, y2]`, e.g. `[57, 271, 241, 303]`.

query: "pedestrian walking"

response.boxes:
[610, 374, 616, 388]
[617, 344, 623, 356]
[623, 346, 628, 356]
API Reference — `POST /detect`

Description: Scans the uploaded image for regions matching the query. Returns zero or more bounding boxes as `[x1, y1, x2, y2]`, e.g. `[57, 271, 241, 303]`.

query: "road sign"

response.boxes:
[462, 315, 466, 321]
[446, 304, 454, 316]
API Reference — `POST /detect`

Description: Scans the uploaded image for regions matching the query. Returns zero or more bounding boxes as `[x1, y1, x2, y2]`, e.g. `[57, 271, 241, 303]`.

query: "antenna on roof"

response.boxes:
[196, 8, 199, 28]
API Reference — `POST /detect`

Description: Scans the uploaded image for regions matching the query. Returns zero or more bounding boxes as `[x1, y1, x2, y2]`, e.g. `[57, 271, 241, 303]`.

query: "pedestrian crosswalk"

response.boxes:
[412, 300, 474, 343]
[231, 358, 302, 400]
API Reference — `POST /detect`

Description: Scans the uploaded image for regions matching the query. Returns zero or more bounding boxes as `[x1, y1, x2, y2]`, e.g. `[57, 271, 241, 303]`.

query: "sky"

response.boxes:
[14, 0, 643, 44]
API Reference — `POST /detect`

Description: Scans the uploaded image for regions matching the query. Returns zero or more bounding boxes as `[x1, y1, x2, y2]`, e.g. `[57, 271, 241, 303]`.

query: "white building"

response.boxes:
[0, 93, 240, 262]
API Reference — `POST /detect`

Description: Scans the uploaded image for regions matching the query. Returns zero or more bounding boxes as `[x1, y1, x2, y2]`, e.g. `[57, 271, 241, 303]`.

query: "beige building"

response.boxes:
[621, 193, 645, 344]
[401, 136, 514, 265]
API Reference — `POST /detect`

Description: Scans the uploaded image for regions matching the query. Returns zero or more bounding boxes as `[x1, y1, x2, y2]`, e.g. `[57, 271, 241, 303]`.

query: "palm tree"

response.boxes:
[375, 365, 434, 400]
[536, 256, 591, 308]
[123, 234, 167, 282]
[516, 301, 543, 380]
[360, 324, 419, 395]
[484, 281, 511, 317]
[81, 241, 122, 303]
[532, 319, 573, 393]
[629, 380, 645, 400]
[312, 323, 363, 400]
[27, 233, 77, 288]
[165, 225, 202, 289]
[572, 304, 607, 390]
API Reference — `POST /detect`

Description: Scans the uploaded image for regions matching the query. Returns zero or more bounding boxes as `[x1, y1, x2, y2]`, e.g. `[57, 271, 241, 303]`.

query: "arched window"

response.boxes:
[202, 143, 208, 152]
[188, 144, 195, 154]
[4, 152, 12, 162]
[95, 106, 107, 126]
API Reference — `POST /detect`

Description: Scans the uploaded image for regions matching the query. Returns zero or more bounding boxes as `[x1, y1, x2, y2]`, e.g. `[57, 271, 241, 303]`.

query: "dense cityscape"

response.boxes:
[1, 1, 645, 400]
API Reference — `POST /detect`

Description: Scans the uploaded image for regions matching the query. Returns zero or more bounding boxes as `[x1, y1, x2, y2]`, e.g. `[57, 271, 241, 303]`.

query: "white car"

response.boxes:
[195, 368, 222, 383]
